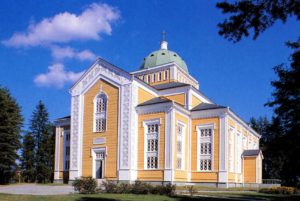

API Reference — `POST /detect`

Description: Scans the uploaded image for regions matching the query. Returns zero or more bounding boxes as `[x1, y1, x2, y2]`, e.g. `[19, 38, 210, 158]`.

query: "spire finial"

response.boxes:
[162, 30, 166, 41]
[160, 31, 168, 50]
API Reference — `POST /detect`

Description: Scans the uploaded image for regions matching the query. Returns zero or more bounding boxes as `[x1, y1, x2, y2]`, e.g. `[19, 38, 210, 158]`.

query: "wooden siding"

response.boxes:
[82, 79, 119, 179]
[191, 117, 219, 182]
[137, 112, 165, 181]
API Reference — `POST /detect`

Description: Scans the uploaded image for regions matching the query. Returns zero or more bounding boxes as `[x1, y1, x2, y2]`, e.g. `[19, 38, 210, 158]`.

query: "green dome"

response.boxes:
[140, 42, 188, 73]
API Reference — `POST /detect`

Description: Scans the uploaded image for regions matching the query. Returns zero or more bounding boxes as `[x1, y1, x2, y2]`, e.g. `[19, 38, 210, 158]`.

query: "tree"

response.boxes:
[216, 0, 300, 42]
[0, 86, 23, 184]
[20, 132, 35, 182]
[265, 42, 300, 185]
[217, 0, 300, 185]
[30, 101, 54, 183]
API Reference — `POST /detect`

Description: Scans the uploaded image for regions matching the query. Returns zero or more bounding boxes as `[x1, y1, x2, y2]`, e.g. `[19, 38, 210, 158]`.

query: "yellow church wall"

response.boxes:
[174, 112, 189, 182]
[191, 117, 219, 182]
[191, 94, 202, 108]
[137, 112, 165, 181]
[138, 87, 157, 104]
[82, 79, 119, 180]
[243, 157, 257, 183]
[165, 93, 185, 106]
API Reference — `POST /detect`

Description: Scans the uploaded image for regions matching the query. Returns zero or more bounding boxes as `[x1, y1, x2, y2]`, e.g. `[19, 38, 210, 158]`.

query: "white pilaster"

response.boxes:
[218, 113, 228, 184]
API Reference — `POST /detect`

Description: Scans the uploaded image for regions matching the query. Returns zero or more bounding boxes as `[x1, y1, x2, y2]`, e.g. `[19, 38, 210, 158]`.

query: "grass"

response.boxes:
[0, 192, 299, 201]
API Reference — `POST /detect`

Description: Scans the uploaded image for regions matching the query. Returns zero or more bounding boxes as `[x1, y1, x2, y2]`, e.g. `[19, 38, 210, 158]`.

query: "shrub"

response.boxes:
[132, 180, 151, 194]
[116, 183, 132, 194]
[72, 177, 97, 194]
[102, 181, 118, 193]
[102, 180, 176, 196]
[259, 186, 298, 195]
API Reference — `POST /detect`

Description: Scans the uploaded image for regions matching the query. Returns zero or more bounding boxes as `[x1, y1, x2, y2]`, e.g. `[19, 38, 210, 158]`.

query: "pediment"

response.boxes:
[70, 58, 132, 96]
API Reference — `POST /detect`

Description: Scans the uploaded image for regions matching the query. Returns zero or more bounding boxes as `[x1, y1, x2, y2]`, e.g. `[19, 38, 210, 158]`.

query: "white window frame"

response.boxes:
[91, 147, 106, 179]
[143, 119, 160, 170]
[158, 72, 162, 81]
[197, 124, 214, 172]
[93, 92, 108, 133]
[164, 70, 168, 80]
[152, 73, 156, 82]
[176, 121, 186, 170]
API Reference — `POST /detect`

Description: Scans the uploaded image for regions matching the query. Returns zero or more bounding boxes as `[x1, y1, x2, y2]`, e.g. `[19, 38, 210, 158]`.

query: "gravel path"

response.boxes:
[0, 184, 75, 195]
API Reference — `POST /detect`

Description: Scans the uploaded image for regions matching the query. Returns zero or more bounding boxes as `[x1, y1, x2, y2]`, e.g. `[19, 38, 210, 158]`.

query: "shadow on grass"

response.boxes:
[77, 198, 117, 201]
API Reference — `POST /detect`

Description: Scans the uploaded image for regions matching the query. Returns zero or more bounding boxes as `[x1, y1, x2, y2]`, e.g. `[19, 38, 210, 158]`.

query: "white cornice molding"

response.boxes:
[227, 109, 261, 138]
[191, 108, 229, 119]
[136, 102, 173, 115]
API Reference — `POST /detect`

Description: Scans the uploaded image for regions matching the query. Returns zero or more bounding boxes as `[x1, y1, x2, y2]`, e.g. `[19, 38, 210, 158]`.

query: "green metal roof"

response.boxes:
[140, 47, 189, 73]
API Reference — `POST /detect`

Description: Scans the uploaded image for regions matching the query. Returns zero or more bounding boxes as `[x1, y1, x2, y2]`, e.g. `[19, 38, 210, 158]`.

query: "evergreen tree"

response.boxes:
[266, 42, 300, 185]
[216, 0, 300, 42]
[217, 0, 300, 186]
[20, 132, 35, 182]
[0, 86, 23, 184]
[30, 101, 54, 183]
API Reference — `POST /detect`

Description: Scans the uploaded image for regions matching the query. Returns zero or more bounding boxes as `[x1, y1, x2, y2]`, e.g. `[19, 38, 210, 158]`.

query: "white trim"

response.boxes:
[92, 147, 106, 179]
[143, 119, 161, 170]
[196, 124, 215, 172]
[93, 91, 108, 133]
[175, 121, 186, 171]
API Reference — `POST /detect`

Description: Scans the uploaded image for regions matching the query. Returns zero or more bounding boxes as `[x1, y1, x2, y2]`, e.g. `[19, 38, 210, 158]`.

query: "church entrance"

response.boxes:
[94, 150, 105, 179]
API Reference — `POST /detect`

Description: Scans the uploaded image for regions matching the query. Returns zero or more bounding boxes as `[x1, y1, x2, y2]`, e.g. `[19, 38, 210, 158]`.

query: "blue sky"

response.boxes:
[0, 0, 299, 129]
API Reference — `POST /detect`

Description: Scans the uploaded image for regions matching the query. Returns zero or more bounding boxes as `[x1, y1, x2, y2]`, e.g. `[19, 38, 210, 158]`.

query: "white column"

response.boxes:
[54, 127, 60, 180]
[218, 113, 228, 185]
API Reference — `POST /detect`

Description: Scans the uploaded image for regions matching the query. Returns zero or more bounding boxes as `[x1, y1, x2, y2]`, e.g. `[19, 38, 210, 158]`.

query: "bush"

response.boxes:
[259, 186, 298, 195]
[72, 177, 97, 194]
[132, 180, 151, 194]
[102, 181, 118, 193]
[102, 180, 176, 196]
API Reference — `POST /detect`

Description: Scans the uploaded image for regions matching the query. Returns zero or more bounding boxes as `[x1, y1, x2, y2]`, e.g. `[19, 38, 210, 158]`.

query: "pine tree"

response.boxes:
[30, 101, 54, 183]
[20, 132, 35, 182]
[0, 86, 23, 184]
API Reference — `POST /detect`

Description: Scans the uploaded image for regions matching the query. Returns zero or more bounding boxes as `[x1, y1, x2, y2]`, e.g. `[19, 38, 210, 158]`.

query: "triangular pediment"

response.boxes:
[70, 58, 131, 96]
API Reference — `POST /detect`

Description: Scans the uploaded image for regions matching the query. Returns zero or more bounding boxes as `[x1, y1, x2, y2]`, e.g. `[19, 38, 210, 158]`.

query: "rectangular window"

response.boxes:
[176, 122, 185, 170]
[236, 133, 242, 173]
[145, 122, 159, 169]
[152, 73, 156, 82]
[158, 72, 162, 81]
[147, 75, 150, 83]
[164, 70, 168, 80]
[198, 126, 213, 171]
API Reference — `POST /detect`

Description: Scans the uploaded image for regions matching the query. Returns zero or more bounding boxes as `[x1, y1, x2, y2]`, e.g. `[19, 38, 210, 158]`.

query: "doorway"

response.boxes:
[94, 150, 105, 179]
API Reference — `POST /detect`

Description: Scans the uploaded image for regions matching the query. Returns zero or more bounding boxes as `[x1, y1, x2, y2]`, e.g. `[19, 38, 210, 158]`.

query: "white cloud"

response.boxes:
[51, 46, 97, 61]
[34, 63, 84, 88]
[2, 3, 120, 47]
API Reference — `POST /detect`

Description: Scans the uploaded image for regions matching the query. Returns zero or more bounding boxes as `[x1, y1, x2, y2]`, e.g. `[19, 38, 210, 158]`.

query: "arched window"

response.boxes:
[94, 93, 107, 132]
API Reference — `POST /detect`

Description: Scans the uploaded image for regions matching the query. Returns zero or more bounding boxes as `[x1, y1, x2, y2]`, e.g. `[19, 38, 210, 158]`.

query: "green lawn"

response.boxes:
[0, 193, 299, 201]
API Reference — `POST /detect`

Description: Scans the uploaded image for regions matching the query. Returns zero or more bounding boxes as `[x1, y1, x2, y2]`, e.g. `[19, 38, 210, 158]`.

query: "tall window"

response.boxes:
[94, 93, 107, 132]
[145, 122, 159, 169]
[164, 70, 168, 80]
[176, 123, 185, 170]
[158, 72, 162, 81]
[198, 126, 213, 171]
[236, 132, 242, 173]
[153, 73, 156, 82]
